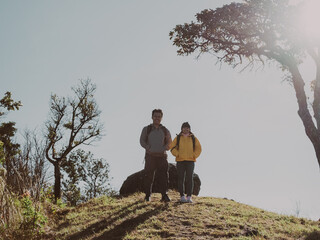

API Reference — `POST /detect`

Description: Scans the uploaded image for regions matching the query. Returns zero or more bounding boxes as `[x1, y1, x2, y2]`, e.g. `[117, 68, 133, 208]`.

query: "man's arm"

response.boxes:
[165, 130, 172, 151]
[140, 127, 150, 150]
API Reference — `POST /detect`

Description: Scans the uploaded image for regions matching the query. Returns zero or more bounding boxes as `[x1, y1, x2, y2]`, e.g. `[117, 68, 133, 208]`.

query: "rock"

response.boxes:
[120, 163, 201, 196]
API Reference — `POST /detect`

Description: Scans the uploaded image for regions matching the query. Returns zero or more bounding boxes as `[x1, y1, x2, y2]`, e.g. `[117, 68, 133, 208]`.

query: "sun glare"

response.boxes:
[297, 0, 320, 41]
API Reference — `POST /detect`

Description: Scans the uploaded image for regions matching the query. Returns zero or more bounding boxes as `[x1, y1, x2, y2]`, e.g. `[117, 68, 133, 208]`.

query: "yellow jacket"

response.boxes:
[170, 134, 202, 162]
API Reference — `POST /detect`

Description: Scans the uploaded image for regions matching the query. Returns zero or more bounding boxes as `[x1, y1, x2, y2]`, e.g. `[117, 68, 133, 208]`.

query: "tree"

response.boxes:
[45, 79, 103, 201]
[0, 92, 22, 162]
[81, 152, 112, 200]
[0, 92, 22, 186]
[61, 149, 113, 205]
[0, 92, 21, 227]
[61, 150, 84, 206]
[170, 0, 320, 167]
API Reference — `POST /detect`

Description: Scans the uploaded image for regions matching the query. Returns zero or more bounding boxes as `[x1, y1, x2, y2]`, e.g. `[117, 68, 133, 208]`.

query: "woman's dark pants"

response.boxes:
[177, 161, 195, 197]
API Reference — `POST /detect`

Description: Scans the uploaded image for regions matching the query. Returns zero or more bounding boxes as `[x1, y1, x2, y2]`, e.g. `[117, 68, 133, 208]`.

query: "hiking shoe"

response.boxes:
[180, 196, 188, 203]
[161, 194, 171, 202]
[187, 196, 193, 203]
[145, 195, 151, 202]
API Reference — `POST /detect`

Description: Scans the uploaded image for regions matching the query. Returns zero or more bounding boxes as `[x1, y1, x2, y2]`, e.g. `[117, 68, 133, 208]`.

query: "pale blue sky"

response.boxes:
[1, 0, 319, 220]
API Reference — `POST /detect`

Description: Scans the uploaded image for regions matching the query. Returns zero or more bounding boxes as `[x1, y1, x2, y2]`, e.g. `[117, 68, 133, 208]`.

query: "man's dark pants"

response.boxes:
[144, 153, 168, 197]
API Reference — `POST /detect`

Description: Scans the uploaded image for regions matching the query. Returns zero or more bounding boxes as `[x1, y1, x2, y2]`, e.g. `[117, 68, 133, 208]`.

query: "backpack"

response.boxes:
[173, 133, 196, 151]
[146, 124, 169, 145]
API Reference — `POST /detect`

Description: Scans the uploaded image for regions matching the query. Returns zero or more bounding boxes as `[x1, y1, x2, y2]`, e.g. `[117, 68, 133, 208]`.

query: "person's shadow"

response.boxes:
[66, 200, 169, 240]
[93, 203, 169, 240]
[304, 230, 320, 240]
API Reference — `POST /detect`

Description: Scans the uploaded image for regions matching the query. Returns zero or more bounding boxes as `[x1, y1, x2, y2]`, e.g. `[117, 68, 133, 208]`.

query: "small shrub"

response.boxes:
[40, 185, 55, 203]
[19, 195, 47, 237]
[0, 168, 19, 228]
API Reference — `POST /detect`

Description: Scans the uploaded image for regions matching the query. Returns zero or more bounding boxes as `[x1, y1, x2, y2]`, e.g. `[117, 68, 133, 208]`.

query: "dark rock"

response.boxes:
[120, 163, 201, 196]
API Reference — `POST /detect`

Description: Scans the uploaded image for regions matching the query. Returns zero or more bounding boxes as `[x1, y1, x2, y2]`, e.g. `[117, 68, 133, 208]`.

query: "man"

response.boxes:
[140, 109, 172, 202]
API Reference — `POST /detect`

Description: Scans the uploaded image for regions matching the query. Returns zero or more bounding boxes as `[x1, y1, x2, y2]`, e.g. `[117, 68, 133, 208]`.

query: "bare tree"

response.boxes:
[3, 129, 48, 199]
[21, 129, 49, 200]
[45, 79, 103, 201]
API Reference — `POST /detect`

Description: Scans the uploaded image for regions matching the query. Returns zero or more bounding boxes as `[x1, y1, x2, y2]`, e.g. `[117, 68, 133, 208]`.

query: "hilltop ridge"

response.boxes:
[45, 191, 320, 240]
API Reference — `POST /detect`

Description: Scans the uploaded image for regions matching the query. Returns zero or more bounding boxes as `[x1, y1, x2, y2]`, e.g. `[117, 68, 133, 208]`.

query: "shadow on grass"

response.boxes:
[66, 200, 145, 240]
[304, 230, 320, 240]
[93, 204, 169, 240]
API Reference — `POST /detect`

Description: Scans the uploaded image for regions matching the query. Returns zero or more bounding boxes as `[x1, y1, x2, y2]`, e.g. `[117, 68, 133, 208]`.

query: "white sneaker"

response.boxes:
[187, 196, 193, 203]
[180, 196, 188, 203]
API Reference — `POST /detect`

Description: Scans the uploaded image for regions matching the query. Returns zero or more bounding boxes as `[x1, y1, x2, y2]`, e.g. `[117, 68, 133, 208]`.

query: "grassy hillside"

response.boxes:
[43, 191, 320, 240]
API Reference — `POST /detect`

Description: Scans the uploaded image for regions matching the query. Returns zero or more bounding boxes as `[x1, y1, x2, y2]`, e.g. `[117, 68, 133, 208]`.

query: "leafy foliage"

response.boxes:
[0, 91, 22, 161]
[0, 92, 22, 117]
[0, 92, 22, 193]
[170, 0, 305, 68]
[61, 149, 113, 206]
[0, 122, 20, 158]
[20, 195, 47, 231]
[61, 150, 84, 206]
[82, 152, 113, 200]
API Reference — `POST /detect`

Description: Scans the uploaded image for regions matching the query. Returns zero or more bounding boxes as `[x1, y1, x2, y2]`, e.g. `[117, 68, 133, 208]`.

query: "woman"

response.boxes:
[170, 122, 202, 203]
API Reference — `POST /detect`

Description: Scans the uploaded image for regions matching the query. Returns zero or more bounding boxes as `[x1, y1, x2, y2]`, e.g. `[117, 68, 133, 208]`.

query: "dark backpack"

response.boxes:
[172, 133, 196, 151]
[146, 124, 169, 145]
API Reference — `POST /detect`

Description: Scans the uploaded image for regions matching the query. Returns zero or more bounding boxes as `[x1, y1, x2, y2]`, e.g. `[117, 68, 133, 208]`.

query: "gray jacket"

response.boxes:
[140, 124, 171, 154]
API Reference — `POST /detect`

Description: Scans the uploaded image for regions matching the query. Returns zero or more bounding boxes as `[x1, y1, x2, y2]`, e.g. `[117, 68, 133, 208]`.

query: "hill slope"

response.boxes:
[45, 191, 320, 240]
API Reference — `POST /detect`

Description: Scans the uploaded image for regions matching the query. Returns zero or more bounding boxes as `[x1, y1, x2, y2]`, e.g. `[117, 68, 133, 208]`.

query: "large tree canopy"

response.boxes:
[170, 0, 320, 167]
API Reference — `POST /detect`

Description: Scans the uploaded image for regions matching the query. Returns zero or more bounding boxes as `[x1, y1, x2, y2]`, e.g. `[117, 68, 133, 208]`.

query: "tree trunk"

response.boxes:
[54, 161, 61, 202]
[290, 65, 320, 168]
[312, 141, 320, 167]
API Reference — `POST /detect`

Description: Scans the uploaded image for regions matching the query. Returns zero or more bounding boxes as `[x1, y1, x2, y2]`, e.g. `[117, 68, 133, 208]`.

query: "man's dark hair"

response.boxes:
[152, 109, 163, 117]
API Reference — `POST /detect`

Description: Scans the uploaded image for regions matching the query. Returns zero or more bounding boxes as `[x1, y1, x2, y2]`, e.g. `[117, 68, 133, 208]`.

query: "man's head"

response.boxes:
[152, 109, 163, 126]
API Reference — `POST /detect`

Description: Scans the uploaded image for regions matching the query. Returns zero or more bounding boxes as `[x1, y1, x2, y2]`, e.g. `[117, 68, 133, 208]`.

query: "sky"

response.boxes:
[1, 0, 319, 220]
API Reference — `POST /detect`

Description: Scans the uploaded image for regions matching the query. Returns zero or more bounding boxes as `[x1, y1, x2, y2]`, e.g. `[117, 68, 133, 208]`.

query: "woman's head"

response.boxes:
[181, 122, 191, 135]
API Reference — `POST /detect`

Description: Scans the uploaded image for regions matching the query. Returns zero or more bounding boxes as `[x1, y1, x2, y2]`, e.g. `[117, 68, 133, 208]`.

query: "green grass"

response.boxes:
[42, 191, 320, 240]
